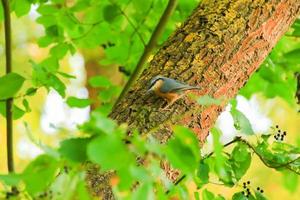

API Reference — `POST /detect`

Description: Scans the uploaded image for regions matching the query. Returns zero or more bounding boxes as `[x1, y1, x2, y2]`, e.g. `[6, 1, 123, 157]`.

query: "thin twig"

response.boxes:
[113, 0, 178, 109]
[109, 0, 146, 46]
[1, 0, 14, 173]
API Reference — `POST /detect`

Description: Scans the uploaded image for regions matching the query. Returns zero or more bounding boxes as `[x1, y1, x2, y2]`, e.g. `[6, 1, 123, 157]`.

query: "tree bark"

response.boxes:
[110, 0, 300, 143]
[89, 0, 300, 198]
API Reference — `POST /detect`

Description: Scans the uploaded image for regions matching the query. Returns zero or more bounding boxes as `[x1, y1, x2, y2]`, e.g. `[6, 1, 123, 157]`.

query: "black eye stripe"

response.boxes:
[149, 78, 162, 89]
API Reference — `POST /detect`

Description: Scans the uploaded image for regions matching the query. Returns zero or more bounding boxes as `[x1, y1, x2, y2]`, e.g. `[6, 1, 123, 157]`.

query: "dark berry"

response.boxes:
[247, 188, 250, 192]
[257, 187, 260, 190]
[247, 181, 250, 184]
[276, 125, 279, 128]
[283, 131, 287, 135]
[278, 130, 281, 133]
[260, 190, 263, 193]
[243, 182, 246, 185]
[243, 185, 247, 188]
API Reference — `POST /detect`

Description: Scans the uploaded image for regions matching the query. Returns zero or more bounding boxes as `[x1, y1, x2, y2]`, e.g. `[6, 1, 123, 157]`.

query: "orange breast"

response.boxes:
[154, 89, 180, 102]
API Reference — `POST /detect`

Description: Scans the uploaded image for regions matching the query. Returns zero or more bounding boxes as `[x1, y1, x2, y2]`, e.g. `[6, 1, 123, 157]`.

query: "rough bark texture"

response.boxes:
[110, 0, 300, 143]
[89, 0, 300, 199]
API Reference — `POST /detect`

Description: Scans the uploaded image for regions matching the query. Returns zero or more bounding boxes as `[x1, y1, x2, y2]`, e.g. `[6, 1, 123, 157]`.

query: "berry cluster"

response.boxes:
[242, 181, 264, 198]
[274, 125, 287, 141]
[242, 181, 251, 197]
[256, 187, 264, 194]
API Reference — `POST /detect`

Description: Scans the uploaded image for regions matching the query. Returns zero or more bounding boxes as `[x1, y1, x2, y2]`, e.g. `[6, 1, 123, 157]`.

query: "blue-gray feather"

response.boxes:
[149, 76, 199, 93]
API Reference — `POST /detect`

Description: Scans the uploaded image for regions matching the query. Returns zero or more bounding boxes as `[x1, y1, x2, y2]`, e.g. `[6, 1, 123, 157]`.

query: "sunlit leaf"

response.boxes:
[88, 76, 112, 88]
[22, 155, 59, 196]
[231, 108, 254, 135]
[0, 73, 25, 100]
[163, 126, 200, 174]
[66, 97, 92, 108]
[87, 134, 134, 171]
[13, 0, 31, 17]
[0, 173, 22, 186]
[202, 189, 215, 200]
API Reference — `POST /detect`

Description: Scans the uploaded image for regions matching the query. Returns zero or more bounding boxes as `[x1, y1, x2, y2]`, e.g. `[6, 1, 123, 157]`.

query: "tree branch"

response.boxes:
[1, 0, 14, 173]
[173, 136, 300, 188]
[113, 0, 178, 109]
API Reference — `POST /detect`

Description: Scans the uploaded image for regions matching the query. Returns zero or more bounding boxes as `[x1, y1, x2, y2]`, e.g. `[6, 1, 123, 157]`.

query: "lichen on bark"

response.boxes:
[110, 0, 300, 143]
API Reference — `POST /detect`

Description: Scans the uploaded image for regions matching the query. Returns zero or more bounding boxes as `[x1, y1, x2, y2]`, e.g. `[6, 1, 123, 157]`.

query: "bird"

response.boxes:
[147, 75, 200, 109]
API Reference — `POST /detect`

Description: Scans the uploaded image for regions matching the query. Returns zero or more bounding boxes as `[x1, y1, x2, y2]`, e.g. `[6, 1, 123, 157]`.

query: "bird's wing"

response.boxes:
[160, 78, 193, 93]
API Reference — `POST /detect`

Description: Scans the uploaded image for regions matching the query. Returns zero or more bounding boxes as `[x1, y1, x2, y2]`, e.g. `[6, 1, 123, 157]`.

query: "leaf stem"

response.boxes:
[112, 0, 178, 109]
[1, 0, 14, 173]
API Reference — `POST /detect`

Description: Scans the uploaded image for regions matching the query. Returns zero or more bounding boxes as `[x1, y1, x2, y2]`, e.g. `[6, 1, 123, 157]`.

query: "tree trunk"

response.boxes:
[88, 0, 300, 198]
[110, 0, 300, 143]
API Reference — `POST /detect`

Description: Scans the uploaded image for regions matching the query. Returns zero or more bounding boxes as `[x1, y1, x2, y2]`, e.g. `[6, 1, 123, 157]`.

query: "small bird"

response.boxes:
[147, 75, 200, 109]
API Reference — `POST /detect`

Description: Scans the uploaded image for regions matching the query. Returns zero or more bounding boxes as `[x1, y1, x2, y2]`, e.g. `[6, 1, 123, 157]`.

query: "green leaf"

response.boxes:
[211, 128, 234, 186]
[98, 86, 121, 102]
[0, 173, 22, 186]
[40, 56, 59, 72]
[88, 111, 117, 134]
[25, 87, 38, 96]
[0, 73, 25, 100]
[48, 74, 66, 97]
[0, 3, 3, 21]
[194, 192, 200, 200]
[37, 4, 59, 15]
[231, 143, 251, 181]
[202, 189, 215, 200]
[216, 195, 226, 200]
[14, 0, 31, 17]
[232, 192, 247, 200]
[38, 35, 55, 47]
[163, 126, 199, 174]
[50, 42, 69, 59]
[76, 179, 93, 200]
[88, 76, 112, 88]
[231, 108, 254, 135]
[23, 99, 31, 112]
[254, 191, 267, 200]
[196, 161, 209, 187]
[0, 102, 16, 118]
[57, 71, 76, 79]
[66, 97, 92, 108]
[59, 138, 91, 162]
[13, 105, 26, 120]
[103, 4, 120, 22]
[22, 155, 58, 196]
[87, 134, 134, 171]
[132, 183, 154, 200]
[284, 48, 300, 64]
[197, 95, 222, 106]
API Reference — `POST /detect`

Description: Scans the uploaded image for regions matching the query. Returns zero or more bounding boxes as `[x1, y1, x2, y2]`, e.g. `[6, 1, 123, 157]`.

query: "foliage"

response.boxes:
[0, 0, 300, 199]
